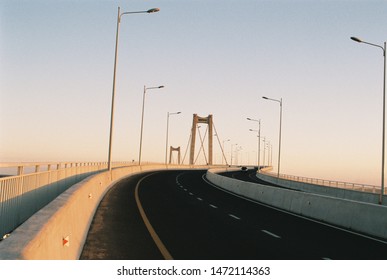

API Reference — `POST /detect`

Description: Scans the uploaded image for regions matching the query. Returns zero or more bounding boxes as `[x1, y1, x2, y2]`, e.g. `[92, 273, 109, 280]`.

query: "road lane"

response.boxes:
[81, 169, 387, 260]
[134, 173, 173, 260]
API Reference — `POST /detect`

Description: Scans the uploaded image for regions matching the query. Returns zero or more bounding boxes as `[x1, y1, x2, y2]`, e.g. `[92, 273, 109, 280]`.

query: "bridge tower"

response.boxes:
[169, 146, 181, 164]
[189, 114, 213, 165]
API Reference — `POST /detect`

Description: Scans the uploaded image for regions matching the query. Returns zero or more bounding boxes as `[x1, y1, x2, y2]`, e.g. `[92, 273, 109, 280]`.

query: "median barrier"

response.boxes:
[256, 172, 385, 205]
[206, 168, 387, 241]
[0, 164, 208, 260]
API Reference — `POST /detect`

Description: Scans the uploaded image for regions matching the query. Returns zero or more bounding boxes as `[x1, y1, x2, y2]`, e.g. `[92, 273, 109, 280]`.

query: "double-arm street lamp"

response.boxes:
[262, 96, 283, 178]
[351, 36, 386, 204]
[165, 111, 181, 164]
[247, 118, 261, 170]
[107, 7, 160, 171]
[139, 85, 165, 165]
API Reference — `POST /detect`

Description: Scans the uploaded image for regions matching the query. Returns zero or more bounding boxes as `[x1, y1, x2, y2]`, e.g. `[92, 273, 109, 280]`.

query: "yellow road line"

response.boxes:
[135, 173, 174, 260]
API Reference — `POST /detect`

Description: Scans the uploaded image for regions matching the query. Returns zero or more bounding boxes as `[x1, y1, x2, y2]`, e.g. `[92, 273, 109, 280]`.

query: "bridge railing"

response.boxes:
[260, 167, 381, 194]
[0, 162, 132, 239]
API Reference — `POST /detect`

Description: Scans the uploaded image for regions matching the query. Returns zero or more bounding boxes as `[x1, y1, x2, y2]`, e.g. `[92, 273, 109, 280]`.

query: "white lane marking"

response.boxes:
[229, 214, 241, 220]
[189, 192, 194, 196]
[183, 189, 187, 191]
[176, 172, 186, 187]
[261, 229, 281, 239]
[322, 257, 332, 260]
[209, 204, 218, 209]
[179, 185, 183, 188]
[197, 197, 203, 201]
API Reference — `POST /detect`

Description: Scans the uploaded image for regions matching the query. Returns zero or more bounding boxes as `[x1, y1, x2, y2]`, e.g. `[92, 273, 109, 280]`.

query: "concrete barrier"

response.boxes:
[206, 168, 387, 241]
[256, 172, 386, 205]
[0, 164, 208, 260]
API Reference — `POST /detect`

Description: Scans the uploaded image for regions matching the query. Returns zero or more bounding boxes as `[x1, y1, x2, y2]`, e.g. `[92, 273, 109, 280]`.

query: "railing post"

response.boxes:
[17, 166, 24, 176]
[47, 164, 52, 184]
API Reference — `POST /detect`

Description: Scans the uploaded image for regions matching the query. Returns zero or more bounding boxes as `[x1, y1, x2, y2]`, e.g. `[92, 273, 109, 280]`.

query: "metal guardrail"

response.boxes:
[0, 161, 133, 239]
[260, 167, 382, 195]
[0, 161, 131, 176]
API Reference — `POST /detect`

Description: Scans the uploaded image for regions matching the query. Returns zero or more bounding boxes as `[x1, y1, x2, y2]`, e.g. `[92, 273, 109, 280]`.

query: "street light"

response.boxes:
[139, 85, 165, 165]
[351, 36, 386, 204]
[236, 146, 243, 165]
[107, 6, 160, 171]
[231, 143, 238, 166]
[262, 96, 283, 178]
[165, 111, 181, 164]
[261, 137, 266, 168]
[249, 129, 260, 168]
[247, 117, 261, 170]
[266, 140, 271, 167]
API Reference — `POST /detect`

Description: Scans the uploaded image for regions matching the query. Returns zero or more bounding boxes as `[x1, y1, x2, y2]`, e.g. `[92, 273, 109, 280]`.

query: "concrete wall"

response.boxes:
[0, 166, 104, 238]
[0, 164, 207, 260]
[256, 172, 387, 205]
[207, 168, 387, 241]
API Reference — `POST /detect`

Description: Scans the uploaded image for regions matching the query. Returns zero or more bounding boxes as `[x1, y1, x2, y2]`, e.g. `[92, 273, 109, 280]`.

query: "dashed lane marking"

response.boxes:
[228, 214, 241, 220]
[209, 204, 218, 209]
[197, 197, 203, 201]
[261, 229, 281, 239]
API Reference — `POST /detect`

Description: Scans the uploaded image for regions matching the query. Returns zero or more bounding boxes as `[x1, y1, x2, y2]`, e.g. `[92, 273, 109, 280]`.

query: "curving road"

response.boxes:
[80, 169, 387, 260]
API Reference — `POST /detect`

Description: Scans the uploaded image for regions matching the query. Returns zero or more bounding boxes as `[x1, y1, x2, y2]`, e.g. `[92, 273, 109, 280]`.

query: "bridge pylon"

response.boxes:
[169, 146, 181, 164]
[189, 114, 213, 165]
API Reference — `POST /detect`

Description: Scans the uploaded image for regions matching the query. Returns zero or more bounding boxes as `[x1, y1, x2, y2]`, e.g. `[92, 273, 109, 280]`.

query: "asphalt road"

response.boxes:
[80, 169, 387, 260]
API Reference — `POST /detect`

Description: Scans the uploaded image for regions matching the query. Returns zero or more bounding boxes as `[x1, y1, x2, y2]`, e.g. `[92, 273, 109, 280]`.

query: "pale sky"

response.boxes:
[1, 0, 387, 185]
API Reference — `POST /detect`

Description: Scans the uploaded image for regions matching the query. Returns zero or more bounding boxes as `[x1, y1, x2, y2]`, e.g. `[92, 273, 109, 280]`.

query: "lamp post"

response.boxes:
[165, 111, 181, 164]
[231, 143, 238, 166]
[266, 140, 271, 167]
[247, 117, 261, 170]
[262, 96, 282, 177]
[351, 36, 386, 204]
[237, 146, 243, 165]
[249, 129, 259, 167]
[139, 85, 164, 165]
[107, 7, 160, 171]
[262, 137, 266, 168]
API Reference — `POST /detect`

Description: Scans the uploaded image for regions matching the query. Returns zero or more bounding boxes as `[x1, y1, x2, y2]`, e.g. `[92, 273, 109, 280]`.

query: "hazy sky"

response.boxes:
[1, 0, 386, 185]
